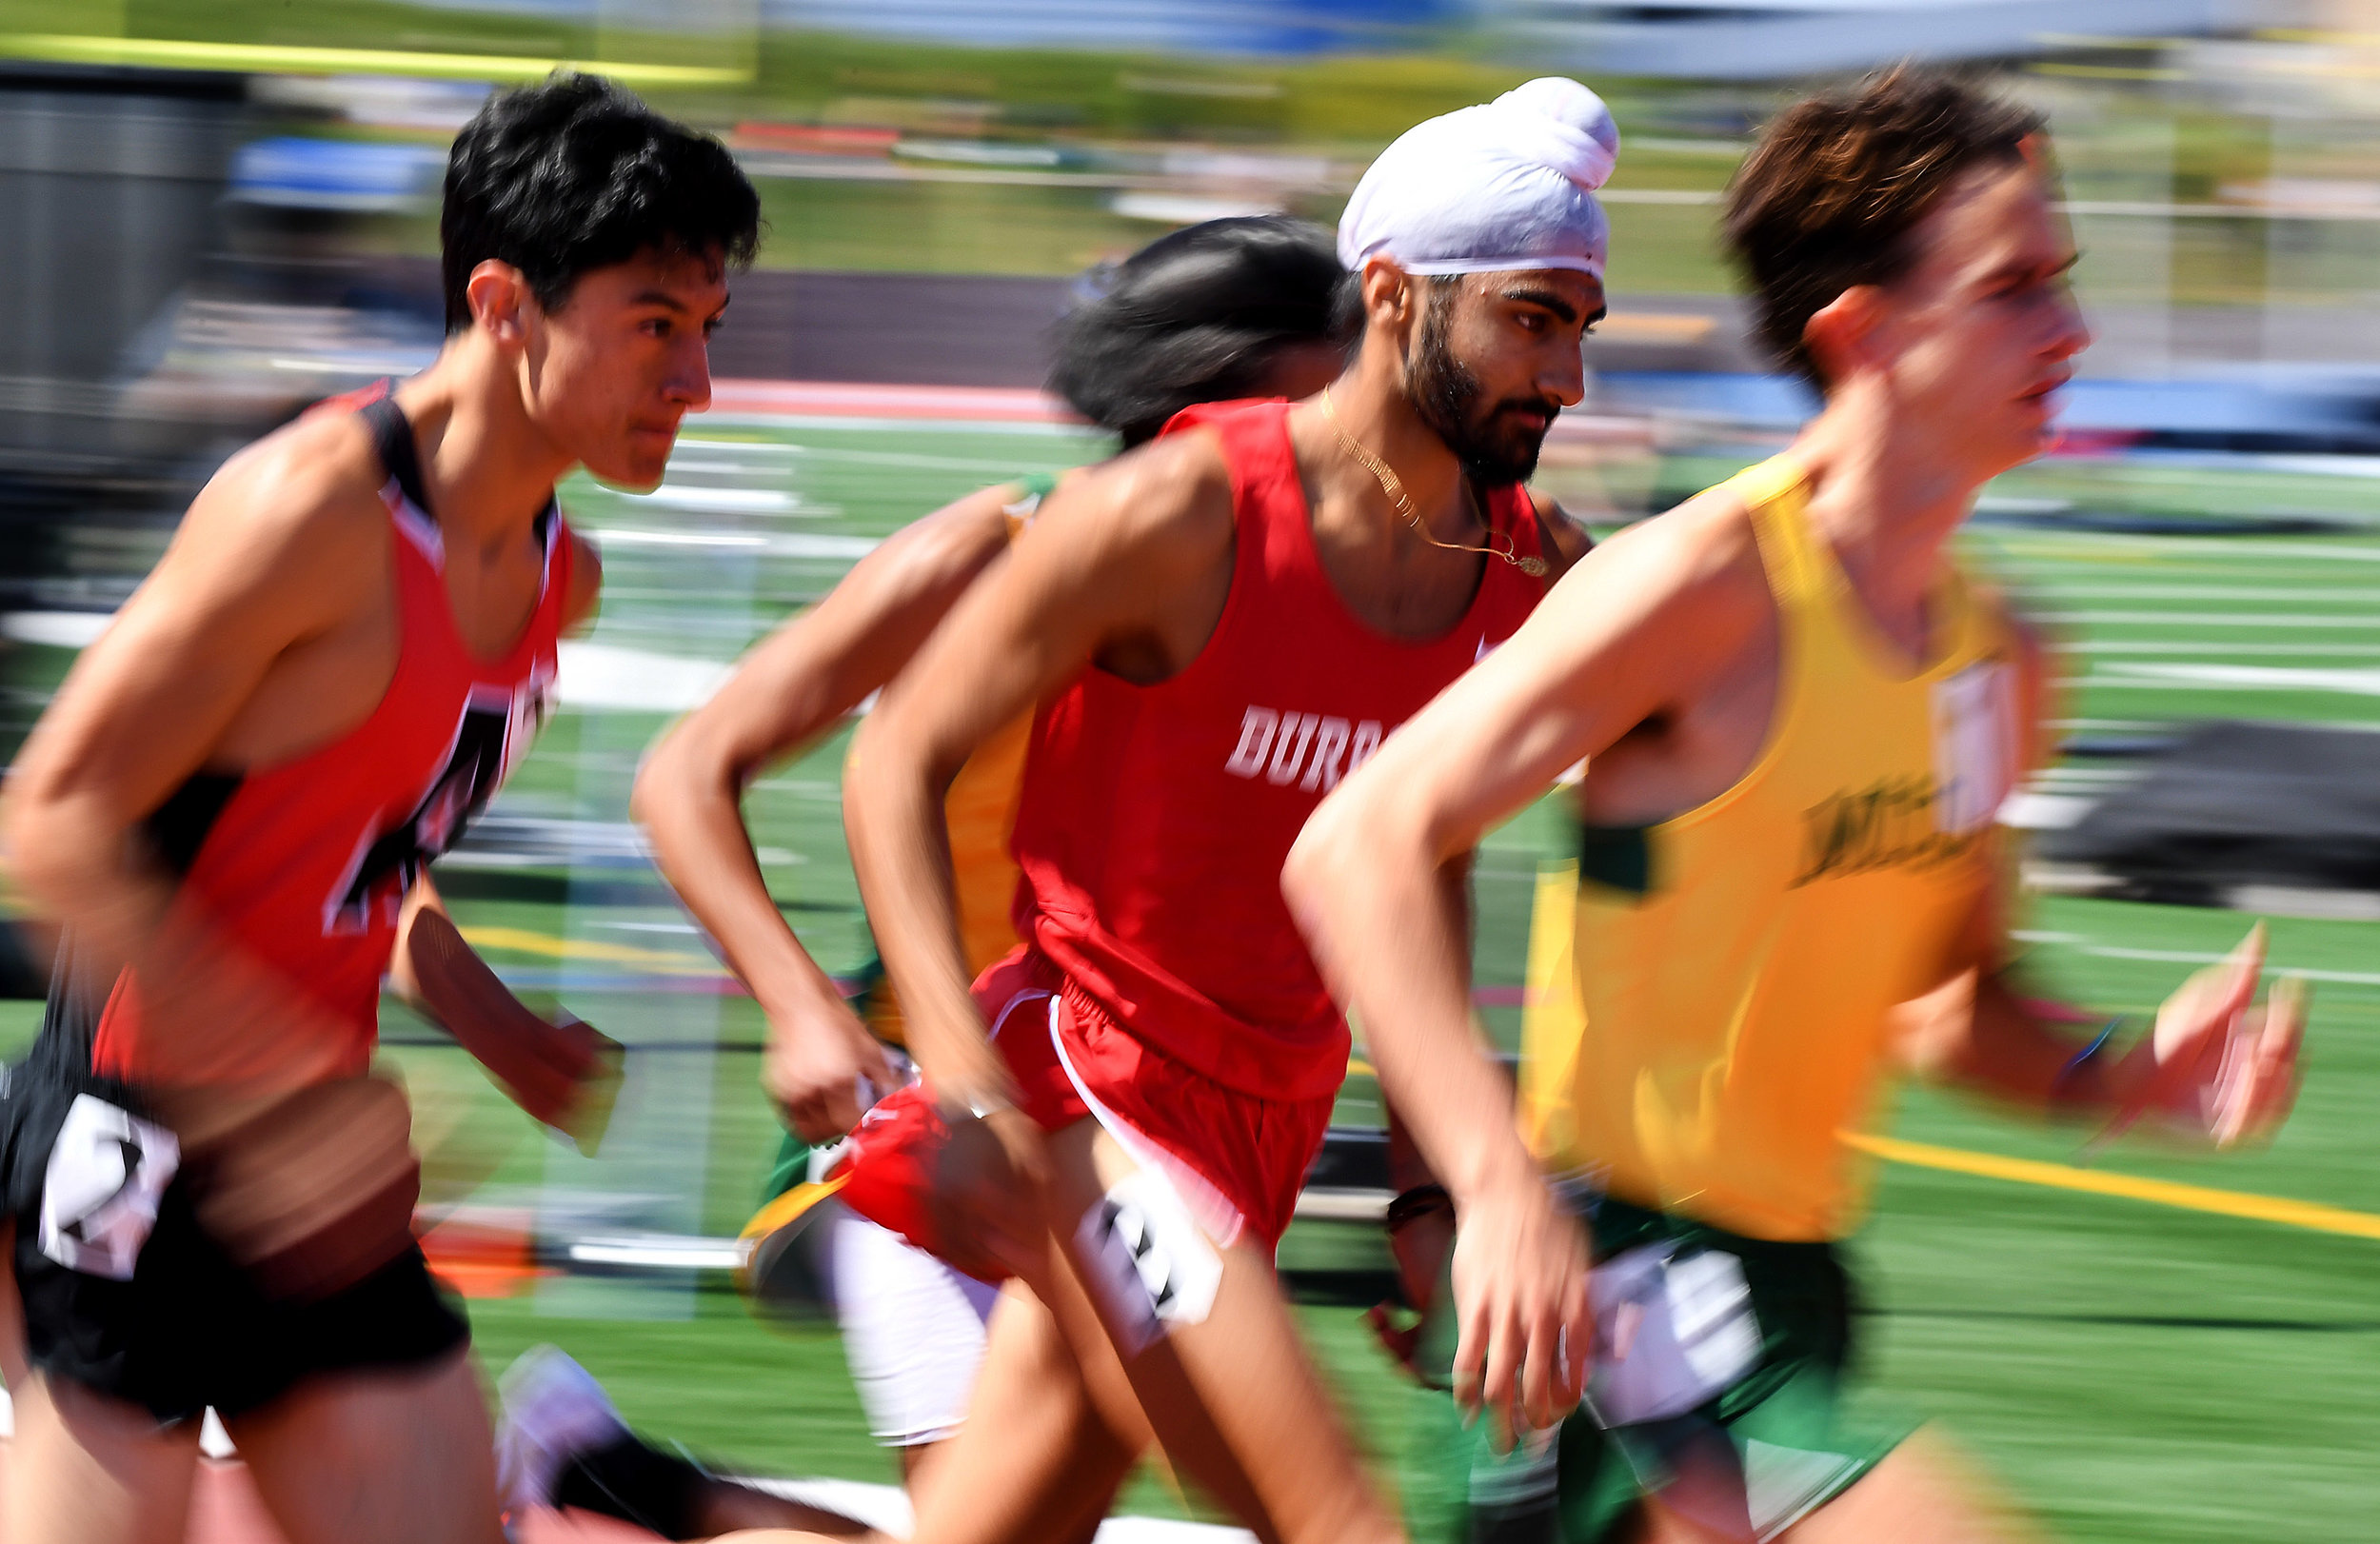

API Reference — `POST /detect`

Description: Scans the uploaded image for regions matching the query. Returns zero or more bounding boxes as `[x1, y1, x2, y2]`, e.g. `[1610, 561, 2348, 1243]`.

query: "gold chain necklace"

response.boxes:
[1319, 387, 1549, 579]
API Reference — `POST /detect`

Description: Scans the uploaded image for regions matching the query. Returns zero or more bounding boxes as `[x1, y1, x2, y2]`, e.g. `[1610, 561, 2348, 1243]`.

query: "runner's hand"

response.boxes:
[1450, 1171, 1592, 1453]
[401, 905, 620, 1141]
[763, 991, 902, 1143]
[929, 1102, 1048, 1283]
[546, 1015, 625, 1157]
[2109, 923, 2307, 1148]
[473, 1010, 611, 1129]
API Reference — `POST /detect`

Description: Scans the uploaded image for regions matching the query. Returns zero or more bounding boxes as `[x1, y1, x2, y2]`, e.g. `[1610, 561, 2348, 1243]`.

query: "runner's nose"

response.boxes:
[671, 332, 713, 412]
[1545, 342, 1586, 408]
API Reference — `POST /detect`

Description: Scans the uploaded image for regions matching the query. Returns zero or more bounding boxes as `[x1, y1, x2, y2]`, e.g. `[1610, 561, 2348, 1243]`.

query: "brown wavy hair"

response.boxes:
[1725, 68, 2043, 387]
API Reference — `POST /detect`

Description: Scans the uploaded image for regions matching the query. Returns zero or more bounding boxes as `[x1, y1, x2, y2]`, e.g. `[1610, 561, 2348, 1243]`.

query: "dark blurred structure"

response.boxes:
[2036, 722, 2380, 909]
[0, 64, 250, 609]
[113, 133, 445, 461]
[0, 64, 449, 761]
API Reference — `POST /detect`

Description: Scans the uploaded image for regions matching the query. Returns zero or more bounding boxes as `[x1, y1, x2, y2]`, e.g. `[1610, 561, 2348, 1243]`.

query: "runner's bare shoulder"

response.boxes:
[149, 409, 394, 641]
[1581, 483, 1765, 612]
[1021, 426, 1236, 585]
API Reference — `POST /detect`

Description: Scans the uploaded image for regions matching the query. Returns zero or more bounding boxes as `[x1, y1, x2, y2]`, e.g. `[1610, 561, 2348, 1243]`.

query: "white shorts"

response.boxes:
[823, 1202, 1001, 1447]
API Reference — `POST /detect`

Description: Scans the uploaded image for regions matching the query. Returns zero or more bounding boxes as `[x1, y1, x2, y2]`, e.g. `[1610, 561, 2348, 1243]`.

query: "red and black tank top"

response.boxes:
[54, 390, 574, 1082]
[1008, 397, 1547, 1102]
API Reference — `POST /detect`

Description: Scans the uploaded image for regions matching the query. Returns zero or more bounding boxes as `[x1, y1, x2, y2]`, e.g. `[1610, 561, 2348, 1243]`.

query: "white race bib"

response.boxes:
[1931, 660, 2016, 836]
[1582, 1243, 1761, 1428]
[39, 1094, 179, 1281]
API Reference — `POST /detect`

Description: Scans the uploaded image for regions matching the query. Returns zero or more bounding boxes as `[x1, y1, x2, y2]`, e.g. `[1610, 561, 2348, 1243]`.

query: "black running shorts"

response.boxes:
[0, 1057, 468, 1423]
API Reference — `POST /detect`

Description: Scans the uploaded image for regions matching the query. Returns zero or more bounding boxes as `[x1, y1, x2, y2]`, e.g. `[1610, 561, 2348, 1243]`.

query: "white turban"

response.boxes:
[1338, 77, 1620, 281]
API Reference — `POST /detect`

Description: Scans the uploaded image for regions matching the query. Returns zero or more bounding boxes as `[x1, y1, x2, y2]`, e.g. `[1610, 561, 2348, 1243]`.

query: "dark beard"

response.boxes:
[1404, 294, 1558, 487]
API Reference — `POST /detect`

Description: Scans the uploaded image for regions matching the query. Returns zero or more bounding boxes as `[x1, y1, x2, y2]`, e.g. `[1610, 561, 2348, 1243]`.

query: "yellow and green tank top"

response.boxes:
[863, 472, 1058, 1046]
[1519, 454, 2020, 1242]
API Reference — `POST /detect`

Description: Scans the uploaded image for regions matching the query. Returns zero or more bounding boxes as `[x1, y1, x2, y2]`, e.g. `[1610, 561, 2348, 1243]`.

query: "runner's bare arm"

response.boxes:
[1895, 616, 2304, 1141]
[633, 482, 1021, 1138]
[1283, 490, 1767, 1440]
[2, 418, 385, 1086]
[845, 440, 1235, 1115]
[390, 875, 620, 1144]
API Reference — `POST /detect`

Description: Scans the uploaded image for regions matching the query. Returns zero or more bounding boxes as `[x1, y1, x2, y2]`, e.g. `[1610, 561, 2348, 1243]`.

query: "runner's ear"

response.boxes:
[465, 260, 535, 348]
[1800, 284, 1888, 388]
[1359, 256, 1421, 336]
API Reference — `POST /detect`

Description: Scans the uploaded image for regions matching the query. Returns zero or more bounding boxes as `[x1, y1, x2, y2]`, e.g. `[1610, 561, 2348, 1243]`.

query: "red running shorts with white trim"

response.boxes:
[832, 948, 1336, 1264]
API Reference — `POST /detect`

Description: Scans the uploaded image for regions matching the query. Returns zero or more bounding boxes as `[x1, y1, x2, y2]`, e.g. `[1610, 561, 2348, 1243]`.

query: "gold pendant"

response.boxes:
[1516, 555, 1550, 579]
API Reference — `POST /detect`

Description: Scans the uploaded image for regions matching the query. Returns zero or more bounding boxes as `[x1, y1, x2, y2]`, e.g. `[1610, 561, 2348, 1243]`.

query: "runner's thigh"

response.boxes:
[1041, 1119, 1399, 1544]
[227, 1346, 503, 1544]
[903, 1277, 1140, 1544]
[0, 1220, 27, 1384]
[1784, 1429, 2038, 1544]
[829, 1205, 1000, 1447]
[4, 1373, 202, 1544]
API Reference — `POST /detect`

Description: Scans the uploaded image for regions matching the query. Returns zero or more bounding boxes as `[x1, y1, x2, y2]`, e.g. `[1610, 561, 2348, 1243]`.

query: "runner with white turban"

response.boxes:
[701, 81, 1611, 1544]
[1338, 76, 1619, 281]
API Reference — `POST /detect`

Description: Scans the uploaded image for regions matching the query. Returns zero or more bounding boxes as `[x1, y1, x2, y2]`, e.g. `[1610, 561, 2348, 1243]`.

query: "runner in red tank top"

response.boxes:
[83, 387, 576, 1090]
[826, 82, 1616, 1544]
[987, 398, 1546, 1246]
[1, 75, 756, 1544]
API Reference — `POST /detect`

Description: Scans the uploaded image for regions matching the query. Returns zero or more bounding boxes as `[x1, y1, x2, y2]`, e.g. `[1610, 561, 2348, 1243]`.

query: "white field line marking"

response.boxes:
[1996, 564, 2376, 581]
[556, 642, 734, 713]
[786, 445, 1085, 474]
[1990, 538, 2380, 564]
[2088, 662, 2380, 695]
[2073, 641, 2380, 657]
[2044, 611, 2380, 629]
[2025, 584, 2380, 602]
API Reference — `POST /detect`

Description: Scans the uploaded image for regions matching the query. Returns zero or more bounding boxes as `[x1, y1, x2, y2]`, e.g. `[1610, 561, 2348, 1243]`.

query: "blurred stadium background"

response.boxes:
[7, 1, 2380, 1538]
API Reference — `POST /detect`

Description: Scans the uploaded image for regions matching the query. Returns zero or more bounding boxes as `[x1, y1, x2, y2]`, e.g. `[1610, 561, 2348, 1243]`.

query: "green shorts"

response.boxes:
[1405, 1194, 1912, 1544]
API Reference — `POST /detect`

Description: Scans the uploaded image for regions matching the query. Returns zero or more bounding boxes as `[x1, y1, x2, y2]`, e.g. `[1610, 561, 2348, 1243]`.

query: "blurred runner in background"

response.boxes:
[0, 74, 755, 1544]
[802, 78, 1608, 1544]
[493, 215, 1356, 1539]
[1285, 69, 2306, 1544]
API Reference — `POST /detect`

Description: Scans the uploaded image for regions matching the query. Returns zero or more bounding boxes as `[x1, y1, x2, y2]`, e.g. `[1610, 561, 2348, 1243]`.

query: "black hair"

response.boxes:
[1049, 216, 1349, 446]
[440, 72, 762, 333]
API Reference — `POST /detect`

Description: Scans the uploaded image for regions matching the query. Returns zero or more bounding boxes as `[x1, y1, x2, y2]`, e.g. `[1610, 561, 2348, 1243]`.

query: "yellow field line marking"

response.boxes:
[1847, 1131, 2380, 1242]
[457, 925, 718, 974]
[0, 34, 750, 86]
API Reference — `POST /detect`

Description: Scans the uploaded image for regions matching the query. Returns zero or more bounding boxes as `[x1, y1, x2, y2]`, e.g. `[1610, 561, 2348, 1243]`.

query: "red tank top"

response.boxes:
[1008, 398, 1547, 1102]
[80, 391, 573, 1081]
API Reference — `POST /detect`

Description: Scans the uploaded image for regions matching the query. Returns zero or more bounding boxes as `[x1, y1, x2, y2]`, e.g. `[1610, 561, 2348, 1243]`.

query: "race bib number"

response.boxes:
[1076, 1167, 1222, 1356]
[39, 1095, 179, 1281]
[1931, 660, 2016, 836]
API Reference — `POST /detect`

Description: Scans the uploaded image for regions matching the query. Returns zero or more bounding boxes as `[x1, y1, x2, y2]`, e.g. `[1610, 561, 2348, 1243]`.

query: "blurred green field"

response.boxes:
[6, 414, 2380, 1538]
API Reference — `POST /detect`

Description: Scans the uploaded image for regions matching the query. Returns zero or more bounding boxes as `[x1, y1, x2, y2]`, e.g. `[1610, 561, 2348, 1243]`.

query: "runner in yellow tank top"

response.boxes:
[1525, 451, 2021, 1242]
[1288, 71, 2307, 1544]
